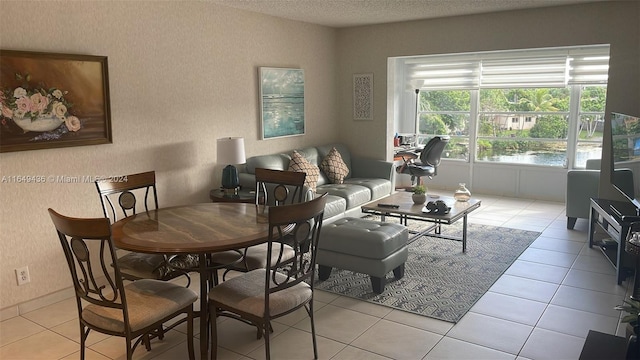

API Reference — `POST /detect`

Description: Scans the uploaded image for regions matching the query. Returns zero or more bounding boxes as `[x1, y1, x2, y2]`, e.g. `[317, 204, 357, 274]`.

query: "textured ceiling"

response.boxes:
[210, 0, 605, 28]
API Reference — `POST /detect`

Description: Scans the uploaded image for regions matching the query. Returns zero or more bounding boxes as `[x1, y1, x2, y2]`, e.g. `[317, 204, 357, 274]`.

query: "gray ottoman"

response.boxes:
[317, 217, 409, 294]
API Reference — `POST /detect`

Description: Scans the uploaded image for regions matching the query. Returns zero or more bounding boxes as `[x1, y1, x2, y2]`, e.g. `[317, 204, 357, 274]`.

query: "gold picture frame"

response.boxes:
[0, 50, 112, 152]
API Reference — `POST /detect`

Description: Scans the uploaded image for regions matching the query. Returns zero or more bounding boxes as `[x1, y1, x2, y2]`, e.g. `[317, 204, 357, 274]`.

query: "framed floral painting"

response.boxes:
[0, 50, 112, 152]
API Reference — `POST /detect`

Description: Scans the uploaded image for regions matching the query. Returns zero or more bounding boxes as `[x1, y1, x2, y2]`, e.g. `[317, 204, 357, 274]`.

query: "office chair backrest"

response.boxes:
[420, 136, 450, 167]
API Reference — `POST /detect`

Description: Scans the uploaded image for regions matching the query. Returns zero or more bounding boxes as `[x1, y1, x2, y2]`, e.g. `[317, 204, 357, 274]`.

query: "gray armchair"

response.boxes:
[566, 159, 635, 229]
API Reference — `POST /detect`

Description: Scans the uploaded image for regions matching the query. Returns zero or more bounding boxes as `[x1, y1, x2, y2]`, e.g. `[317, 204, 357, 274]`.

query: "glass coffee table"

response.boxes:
[361, 191, 481, 252]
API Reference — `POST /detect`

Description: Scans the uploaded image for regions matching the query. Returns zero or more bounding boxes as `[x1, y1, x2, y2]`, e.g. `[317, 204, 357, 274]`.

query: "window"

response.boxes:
[394, 45, 609, 168]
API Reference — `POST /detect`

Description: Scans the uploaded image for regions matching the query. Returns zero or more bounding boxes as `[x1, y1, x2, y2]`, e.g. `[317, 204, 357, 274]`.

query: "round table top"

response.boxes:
[111, 203, 270, 254]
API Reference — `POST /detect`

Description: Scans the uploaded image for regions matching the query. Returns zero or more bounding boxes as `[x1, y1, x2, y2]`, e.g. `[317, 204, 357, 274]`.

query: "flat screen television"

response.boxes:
[611, 112, 640, 215]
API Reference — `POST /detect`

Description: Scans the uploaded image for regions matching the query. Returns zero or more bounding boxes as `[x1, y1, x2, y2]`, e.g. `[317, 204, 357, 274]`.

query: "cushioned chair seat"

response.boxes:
[83, 278, 198, 333]
[209, 269, 312, 318]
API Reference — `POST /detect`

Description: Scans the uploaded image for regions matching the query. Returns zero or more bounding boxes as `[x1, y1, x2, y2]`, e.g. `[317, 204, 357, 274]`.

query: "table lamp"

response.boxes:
[217, 137, 246, 195]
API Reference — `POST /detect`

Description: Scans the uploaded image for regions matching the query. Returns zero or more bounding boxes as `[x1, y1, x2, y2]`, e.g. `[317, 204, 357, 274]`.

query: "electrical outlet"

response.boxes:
[16, 266, 30, 286]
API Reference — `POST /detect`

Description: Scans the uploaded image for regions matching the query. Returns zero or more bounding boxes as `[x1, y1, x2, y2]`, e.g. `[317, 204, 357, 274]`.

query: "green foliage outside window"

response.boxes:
[416, 86, 605, 165]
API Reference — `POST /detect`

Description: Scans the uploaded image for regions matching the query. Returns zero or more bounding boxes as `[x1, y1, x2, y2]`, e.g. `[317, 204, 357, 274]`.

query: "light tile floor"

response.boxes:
[1, 191, 634, 359]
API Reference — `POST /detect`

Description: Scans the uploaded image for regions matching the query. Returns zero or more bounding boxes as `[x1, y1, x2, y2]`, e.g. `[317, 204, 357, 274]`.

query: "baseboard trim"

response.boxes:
[0, 287, 75, 322]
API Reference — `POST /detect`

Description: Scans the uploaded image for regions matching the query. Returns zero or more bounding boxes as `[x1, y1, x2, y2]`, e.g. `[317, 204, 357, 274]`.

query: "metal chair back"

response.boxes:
[95, 171, 158, 222]
[255, 168, 306, 206]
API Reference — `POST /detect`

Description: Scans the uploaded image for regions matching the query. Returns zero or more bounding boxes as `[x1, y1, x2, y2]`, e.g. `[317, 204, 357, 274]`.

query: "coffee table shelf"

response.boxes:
[361, 191, 481, 252]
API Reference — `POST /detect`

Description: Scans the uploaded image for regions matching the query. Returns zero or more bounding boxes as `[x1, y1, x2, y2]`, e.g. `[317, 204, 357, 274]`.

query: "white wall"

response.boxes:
[0, 1, 337, 312]
[335, 1, 640, 201]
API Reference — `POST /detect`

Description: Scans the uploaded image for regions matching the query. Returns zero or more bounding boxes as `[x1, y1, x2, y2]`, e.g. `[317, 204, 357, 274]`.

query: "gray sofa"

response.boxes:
[238, 143, 394, 223]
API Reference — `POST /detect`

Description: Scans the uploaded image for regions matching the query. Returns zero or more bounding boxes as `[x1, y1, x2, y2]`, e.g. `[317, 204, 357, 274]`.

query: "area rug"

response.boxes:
[313, 219, 541, 323]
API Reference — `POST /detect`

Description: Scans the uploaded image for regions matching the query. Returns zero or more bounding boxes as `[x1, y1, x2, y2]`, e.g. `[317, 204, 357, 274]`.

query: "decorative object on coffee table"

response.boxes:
[412, 185, 427, 204]
[454, 182, 471, 202]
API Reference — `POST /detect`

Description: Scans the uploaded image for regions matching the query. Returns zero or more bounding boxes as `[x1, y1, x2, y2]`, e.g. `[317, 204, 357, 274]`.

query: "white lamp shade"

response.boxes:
[217, 137, 246, 164]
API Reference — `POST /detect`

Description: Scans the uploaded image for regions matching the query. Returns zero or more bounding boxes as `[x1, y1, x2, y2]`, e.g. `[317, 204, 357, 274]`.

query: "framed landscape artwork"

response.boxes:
[259, 67, 304, 140]
[0, 50, 112, 152]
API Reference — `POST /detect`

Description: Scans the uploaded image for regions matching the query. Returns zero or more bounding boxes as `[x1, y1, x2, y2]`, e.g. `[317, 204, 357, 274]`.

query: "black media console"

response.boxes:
[588, 198, 639, 284]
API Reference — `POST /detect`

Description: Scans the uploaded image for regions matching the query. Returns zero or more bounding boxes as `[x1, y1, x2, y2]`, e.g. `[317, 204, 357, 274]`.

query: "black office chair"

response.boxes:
[396, 136, 450, 185]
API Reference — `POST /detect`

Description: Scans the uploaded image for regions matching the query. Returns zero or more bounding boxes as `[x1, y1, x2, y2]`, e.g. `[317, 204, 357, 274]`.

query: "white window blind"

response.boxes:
[568, 48, 610, 84]
[480, 57, 568, 88]
[407, 60, 480, 90]
[404, 45, 610, 90]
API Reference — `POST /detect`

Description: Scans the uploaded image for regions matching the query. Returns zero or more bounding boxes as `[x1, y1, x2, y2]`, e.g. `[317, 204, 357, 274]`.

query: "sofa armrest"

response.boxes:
[566, 169, 600, 219]
[350, 157, 394, 181]
[239, 172, 256, 191]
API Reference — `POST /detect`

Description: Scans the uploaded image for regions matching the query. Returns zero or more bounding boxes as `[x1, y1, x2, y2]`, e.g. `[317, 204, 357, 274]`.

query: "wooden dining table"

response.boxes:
[111, 202, 270, 359]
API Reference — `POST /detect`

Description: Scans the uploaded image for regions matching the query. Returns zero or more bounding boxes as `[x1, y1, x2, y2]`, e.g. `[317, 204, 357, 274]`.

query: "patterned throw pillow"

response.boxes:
[288, 150, 320, 192]
[320, 147, 349, 184]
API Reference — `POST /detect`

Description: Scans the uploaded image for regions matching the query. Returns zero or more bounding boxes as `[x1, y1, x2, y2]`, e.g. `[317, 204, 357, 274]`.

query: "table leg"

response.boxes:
[462, 214, 468, 253]
[199, 255, 209, 359]
[588, 205, 596, 248]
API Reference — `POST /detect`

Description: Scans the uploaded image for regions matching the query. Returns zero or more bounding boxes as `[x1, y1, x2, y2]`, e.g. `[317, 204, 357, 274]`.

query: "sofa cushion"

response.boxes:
[319, 194, 347, 219]
[246, 153, 290, 173]
[317, 144, 352, 179]
[291, 147, 328, 186]
[320, 147, 349, 184]
[316, 183, 371, 210]
[288, 150, 320, 191]
[343, 178, 392, 200]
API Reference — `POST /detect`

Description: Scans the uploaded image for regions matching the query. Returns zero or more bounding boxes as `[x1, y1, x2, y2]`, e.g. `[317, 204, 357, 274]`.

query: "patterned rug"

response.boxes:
[313, 219, 541, 323]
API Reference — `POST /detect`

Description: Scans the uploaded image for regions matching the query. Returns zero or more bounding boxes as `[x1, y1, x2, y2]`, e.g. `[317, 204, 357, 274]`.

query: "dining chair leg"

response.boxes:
[264, 320, 271, 360]
[187, 307, 195, 360]
[209, 303, 218, 360]
[310, 301, 318, 359]
[126, 337, 134, 360]
[80, 324, 87, 360]
[143, 334, 151, 351]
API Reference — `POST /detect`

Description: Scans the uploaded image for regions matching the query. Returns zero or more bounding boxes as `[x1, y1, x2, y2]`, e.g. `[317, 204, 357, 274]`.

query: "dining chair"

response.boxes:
[48, 209, 198, 360]
[213, 168, 307, 279]
[95, 171, 199, 285]
[208, 193, 327, 360]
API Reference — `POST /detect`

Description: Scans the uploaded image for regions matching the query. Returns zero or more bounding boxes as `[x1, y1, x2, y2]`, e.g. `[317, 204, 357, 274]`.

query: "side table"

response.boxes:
[209, 188, 256, 203]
